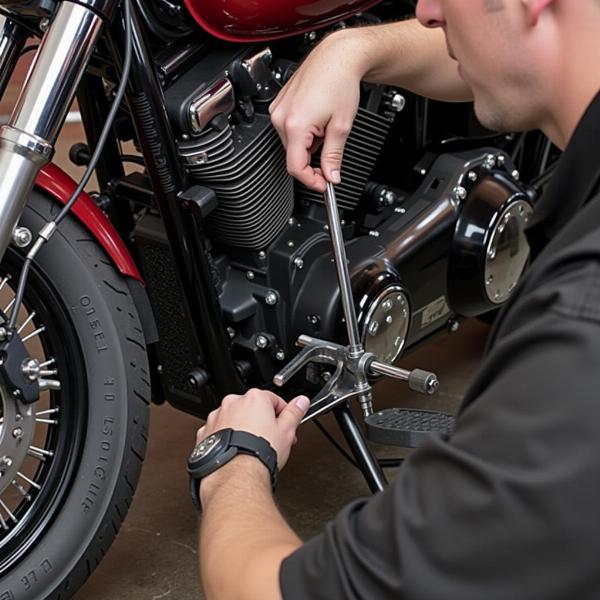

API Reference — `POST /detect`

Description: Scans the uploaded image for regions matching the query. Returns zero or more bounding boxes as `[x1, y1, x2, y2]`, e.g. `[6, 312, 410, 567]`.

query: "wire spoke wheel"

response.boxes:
[0, 191, 149, 600]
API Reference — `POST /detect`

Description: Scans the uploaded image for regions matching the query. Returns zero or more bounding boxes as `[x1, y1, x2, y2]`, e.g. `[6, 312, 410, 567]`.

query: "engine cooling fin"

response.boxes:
[295, 107, 393, 211]
[180, 114, 293, 249]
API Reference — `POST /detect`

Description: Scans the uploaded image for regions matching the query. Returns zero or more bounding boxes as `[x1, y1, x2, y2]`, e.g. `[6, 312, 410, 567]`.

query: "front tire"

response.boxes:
[0, 190, 150, 599]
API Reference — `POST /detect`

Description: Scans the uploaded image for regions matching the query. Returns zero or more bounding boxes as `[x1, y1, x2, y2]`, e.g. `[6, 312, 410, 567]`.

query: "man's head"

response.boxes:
[416, 0, 600, 148]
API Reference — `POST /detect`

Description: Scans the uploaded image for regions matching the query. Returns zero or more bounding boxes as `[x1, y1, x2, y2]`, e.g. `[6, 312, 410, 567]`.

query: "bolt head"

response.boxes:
[322, 371, 332, 382]
[265, 291, 278, 306]
[294, 257, 304, 270]
[449, 319, 460, 333]
[307, 315, 319, 325]
[394, 207, 406, 214]
[275, 350, 285, 361]
[453, 186, 468, 201]
[227, 326, 236, 339]
[390, 93, 406, 112]
[368, 230, 380, 238]
[468, 171, 478, 182]
[385, 315, 393, 325]
[255, 335, 269, 349]
[246, 271, 255, 280]
[368, 321, 380, 336]
[511, 169, 520, 180]
[258, 251, 267, 260]
[382, 299, 393, 312]
[13, 227, 33, 248]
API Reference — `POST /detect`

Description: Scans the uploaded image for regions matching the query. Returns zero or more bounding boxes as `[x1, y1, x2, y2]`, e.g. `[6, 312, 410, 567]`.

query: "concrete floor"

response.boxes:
[0, 45, 491, 598]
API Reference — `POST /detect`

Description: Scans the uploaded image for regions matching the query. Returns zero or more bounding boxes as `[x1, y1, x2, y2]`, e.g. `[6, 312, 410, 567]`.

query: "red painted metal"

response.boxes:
[35, 164, 143, 282]
[183, 0, 381, 43]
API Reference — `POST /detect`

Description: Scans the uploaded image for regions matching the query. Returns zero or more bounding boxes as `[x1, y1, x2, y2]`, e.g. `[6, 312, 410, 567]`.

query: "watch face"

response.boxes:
[190, 433, 222, 463]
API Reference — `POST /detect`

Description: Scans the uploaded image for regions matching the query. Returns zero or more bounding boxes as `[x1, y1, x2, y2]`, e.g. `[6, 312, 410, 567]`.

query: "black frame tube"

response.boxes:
[334, 403, 387, 493]
[109, 3, 244, 400]
[0, 19, 27, 103]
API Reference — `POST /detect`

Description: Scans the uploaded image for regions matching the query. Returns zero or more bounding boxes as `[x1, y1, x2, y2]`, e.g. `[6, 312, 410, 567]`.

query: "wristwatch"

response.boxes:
[187, 428, 279, 511]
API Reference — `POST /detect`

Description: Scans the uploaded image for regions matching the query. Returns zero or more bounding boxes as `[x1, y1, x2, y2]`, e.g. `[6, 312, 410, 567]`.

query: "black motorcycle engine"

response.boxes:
[141, 38, 534, 403]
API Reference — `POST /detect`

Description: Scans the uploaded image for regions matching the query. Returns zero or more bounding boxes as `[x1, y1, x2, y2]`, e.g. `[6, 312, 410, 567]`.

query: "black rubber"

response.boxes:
[365, 408, 455, 448]
[0, 191, 150, 599]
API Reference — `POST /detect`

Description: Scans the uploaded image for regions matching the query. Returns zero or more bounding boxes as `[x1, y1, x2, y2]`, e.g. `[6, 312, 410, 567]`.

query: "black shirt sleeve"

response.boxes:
[280, 257, 600, 600]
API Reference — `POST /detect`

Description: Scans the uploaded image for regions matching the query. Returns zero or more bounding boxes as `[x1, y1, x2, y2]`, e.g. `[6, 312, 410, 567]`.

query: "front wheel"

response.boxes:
[0, 191, 150, 599]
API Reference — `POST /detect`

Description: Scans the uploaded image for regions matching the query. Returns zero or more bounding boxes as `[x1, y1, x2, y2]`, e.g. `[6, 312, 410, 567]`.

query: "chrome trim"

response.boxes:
[0, 126, 53, 163]
[189, 78, 235, 133]
[241, 47, 272, 80]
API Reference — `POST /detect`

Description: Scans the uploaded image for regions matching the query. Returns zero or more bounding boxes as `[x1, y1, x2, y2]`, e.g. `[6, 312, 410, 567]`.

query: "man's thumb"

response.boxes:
[279, 395, 310, 429]
[321, 122, 351, 185]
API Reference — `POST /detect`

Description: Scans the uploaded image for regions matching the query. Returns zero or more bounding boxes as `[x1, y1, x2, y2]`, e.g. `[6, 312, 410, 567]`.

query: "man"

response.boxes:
[193, 1, 600, 598]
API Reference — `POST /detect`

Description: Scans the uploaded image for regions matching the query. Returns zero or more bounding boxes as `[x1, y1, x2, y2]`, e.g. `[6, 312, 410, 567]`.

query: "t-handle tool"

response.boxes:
[274, 183, 439, 422]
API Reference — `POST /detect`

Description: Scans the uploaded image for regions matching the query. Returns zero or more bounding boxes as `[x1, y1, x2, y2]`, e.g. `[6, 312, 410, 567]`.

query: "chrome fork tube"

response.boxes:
[0, 2, 104, 261]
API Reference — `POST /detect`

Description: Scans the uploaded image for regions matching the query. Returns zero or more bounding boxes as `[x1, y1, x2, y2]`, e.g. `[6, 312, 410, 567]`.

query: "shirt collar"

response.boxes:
[527, 89, 600, 248]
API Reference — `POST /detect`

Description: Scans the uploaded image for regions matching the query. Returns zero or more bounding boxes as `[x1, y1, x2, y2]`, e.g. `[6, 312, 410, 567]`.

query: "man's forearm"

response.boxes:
[329, 19, 472, 102]
[199, 456, 301, 600]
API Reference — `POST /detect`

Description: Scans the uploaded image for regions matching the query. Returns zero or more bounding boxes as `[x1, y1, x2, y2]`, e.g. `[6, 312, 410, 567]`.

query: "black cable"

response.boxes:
[313, 419, 360, 469]
[8, 0, 133, 329]
[120, 154, 145, 166]
[0, 9, 41, 37]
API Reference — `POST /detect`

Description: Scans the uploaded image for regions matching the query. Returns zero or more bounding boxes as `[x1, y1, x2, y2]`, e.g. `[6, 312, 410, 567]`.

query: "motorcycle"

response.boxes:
[0, 0, 557, 597]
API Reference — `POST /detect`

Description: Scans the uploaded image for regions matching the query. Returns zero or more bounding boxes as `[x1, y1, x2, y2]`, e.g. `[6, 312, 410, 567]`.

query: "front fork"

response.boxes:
[0, 1, 113, 261]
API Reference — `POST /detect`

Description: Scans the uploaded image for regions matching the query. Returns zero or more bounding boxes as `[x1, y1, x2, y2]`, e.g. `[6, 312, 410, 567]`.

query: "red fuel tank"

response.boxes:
[183, 0, 382, 43]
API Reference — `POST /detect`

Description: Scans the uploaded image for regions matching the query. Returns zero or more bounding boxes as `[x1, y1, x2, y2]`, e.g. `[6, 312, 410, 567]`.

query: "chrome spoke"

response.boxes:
[40, 369, 58, 377]
[16, 472, 40, 491]
[38, 379, 61, 392]
[22, 326, 45, 342]
[35, 408, 59, 417]
[11, 480, 31, 502]
[0, 499, 17, 524]
[38, 358, 55, 368]
[35, 417, 58, 425]
[3, 297, 15, 314]
[0, 275, 11, 291]
[28, 445, 54, 461]
[17, 310, 36, 334]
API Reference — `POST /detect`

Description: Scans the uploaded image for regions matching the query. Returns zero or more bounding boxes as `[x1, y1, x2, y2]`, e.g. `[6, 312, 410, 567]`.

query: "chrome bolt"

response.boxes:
[246, 271, 255, 280]
[39, 17, 50, 31]
[322, 371, 332, 382]
[256, 83, 263, 91]
[449, 319, 460, 333]
[511, 169, 521, 180]
[382, 299, 393, 312]
[306, 30, 317, 41]
[486, 275, 494, 286]
[227, 326, 236, 339]
[258, 251, 267, 260]
[497, 154, 506, 166]
[181, 133, 190, 141]
[453, 186, 468, 201]
[389, 93, 406, 112]
[12, 227, 32, 248]
[255, 335, 269, 349]
[488, 246, 497, 260]
[0, 327, 7, 342]
[157, 364, 164, 374]
[287, 240, 295, 248]
[12, 427, 23, 440]
[275, 350, 286, 361]
[394, 207, 406, 214]
[419, 168, 427, 176]
[307, 315, 319, 325]
[483, 154, 496, 169]
[294, 257, 304, 270]
[468, 171, 478, 182]
[288, 217, 296, 226]
[0, 457, 13, 471]
[368, 321, 380, 336]
[368, 230, 380, 238]
[265, 291, 278, 306]
[22, 358, 41, 381]
[385, 315, 393, 325]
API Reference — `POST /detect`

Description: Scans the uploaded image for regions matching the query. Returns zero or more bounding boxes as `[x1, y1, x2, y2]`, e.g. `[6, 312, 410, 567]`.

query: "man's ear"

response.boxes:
[520, 0, 554, 26]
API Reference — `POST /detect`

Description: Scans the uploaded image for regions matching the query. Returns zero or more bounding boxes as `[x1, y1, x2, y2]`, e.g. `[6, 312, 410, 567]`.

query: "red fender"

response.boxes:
[35, 163, 143, 283]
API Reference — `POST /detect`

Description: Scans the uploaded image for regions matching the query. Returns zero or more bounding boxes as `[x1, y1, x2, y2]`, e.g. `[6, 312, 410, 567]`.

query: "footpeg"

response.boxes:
[365, 408, 455, 448]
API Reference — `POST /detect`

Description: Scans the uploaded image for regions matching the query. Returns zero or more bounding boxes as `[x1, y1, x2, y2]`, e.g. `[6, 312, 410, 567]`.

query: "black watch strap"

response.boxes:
[229, 430, 279, 489]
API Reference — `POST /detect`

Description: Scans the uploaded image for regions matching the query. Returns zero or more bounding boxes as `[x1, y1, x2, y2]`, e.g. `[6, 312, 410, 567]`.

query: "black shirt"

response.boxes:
[280, 90, 600, 600]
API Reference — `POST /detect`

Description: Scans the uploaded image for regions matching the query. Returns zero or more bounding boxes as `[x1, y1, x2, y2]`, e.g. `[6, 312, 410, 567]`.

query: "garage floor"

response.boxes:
[1, 49, 490, 599]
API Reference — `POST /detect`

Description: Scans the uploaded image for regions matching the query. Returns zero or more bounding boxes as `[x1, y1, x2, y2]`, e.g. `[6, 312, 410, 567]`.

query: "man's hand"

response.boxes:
[196, 389, 310, 471]
[269, 31, 365, 192]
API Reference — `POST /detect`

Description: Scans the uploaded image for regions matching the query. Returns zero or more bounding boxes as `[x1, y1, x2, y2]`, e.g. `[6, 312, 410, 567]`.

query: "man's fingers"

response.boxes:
[286, 136, 327, 192]
[278, 396, 311, 432]
[195, 425, 206, 444]
[320, 118, 352, 185]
